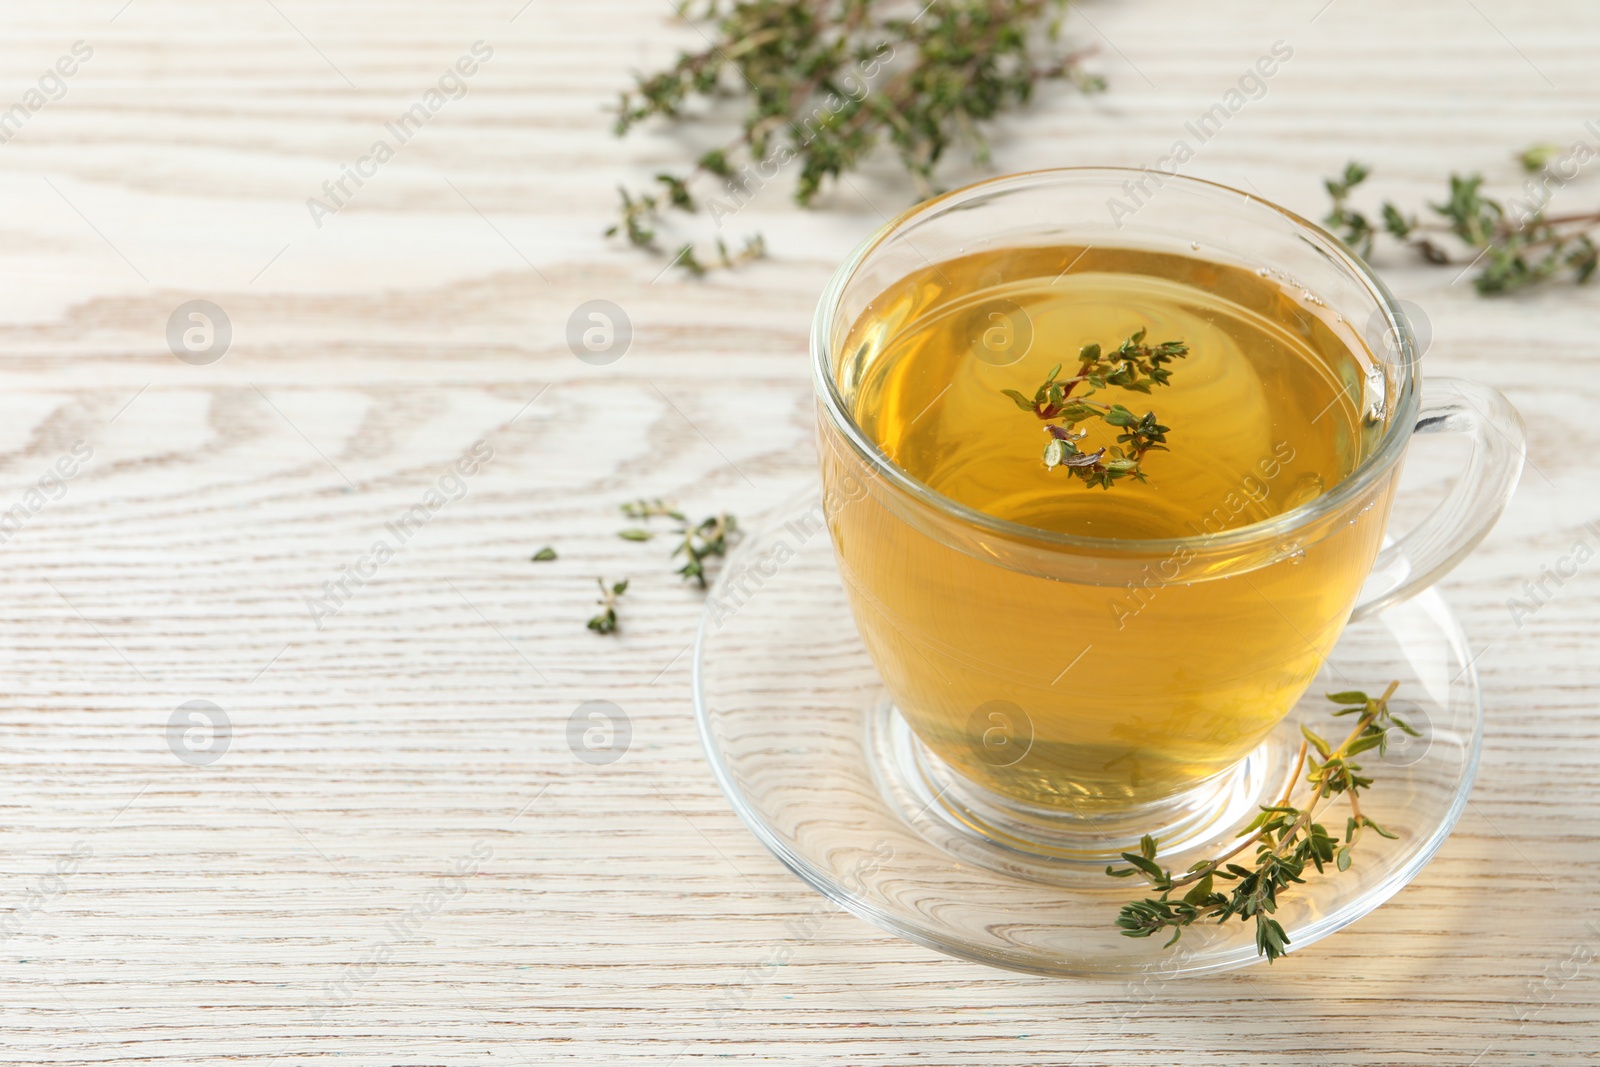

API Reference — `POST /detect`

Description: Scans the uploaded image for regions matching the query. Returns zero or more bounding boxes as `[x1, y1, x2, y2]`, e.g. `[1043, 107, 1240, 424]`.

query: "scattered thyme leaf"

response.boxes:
[1108, 682, 1406, 961]
[531, 546, 557, 561]
[674, 512, 739, 588]
[587, 577, 629, 635]
[1519, 143, 1564, 172]
[621, 498, 686, 522]
[616, 500, 742, 589]
[1003, 329, 1187, 489]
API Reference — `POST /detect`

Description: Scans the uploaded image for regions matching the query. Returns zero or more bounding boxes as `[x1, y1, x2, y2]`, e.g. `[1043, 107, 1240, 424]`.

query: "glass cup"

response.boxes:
[811, 168, 1524, 854]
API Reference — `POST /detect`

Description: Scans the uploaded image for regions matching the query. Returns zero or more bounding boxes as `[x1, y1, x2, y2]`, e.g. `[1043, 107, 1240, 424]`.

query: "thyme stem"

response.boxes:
[1162, 739, 1308, 892]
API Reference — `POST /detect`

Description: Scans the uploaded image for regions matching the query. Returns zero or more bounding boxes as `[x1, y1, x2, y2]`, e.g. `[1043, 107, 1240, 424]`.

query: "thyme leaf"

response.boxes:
[616, 499, 740, 587]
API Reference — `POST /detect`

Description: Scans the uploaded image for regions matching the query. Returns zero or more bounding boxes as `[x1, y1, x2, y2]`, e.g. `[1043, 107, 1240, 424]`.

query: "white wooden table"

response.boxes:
[0, 1, 1595, 1062]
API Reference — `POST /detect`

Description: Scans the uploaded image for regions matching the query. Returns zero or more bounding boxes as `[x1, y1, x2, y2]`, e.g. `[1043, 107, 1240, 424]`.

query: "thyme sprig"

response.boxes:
[1000, 329, 1187, 489]
[675, 513, 738, 587]
[608, 0, 1104, 272]
[1108, 682, 1413, 961]
[1324, 160, 1600, 294]
[587, 577, 630, 635]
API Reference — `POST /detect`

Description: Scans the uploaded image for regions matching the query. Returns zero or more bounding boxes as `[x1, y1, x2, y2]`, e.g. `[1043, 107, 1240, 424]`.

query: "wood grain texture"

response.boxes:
[0, 0, 1595, 1063]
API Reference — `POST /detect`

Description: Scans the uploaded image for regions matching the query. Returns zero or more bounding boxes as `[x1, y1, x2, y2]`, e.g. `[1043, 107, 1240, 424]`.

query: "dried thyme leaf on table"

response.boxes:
[607, 0, 1105, 272]
[1107, 682, 1411, 961]
[1002, 329, 1188, 489]
[1323, 157, 1600, 294]
[618, 498, 682, 543]
[616, 497, 740, 588]
[587, 578, 630, 635]
[531, 546, 557, 562]
[588, 498, 740, 632]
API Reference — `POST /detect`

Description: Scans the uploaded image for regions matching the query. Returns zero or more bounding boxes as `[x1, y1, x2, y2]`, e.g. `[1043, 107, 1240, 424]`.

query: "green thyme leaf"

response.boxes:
[587, 576, 629, 635]
[673, 513, 738, 587]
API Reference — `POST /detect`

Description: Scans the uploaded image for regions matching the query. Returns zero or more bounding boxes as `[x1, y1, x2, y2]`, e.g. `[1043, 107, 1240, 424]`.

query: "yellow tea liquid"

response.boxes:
[822, 245, 1394, 812]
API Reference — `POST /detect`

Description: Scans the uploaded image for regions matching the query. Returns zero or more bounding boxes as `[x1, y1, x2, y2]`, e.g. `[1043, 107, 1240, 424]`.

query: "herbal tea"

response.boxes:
[821, 245, 1394, 813]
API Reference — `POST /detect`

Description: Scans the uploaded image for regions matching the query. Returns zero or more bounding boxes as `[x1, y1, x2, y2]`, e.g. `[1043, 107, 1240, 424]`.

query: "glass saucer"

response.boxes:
[692, 486, 1482, 978]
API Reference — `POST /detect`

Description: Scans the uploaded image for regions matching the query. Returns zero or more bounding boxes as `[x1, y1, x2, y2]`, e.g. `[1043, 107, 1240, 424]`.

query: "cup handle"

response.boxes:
[1349, 376, 1526, 622]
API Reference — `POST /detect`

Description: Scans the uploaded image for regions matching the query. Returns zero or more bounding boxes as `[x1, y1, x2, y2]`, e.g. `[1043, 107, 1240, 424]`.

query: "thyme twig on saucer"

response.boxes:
[1000, 328, 1188, 488]
[1107, 682, 1413, 961]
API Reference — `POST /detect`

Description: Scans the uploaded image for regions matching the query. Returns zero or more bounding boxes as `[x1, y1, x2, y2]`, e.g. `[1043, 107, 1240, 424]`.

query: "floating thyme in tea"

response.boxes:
[587, 578, 630, 635]
[1324, 157, 1600, 294]
[607, 0, 1104, 273]
[1108, 682, 1413, 961]
[1001, 328, 1188, 488]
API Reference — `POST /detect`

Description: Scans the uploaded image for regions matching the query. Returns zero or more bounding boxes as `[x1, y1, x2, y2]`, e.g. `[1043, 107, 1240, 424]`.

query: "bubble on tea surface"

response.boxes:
[1281, 472, 1325, 511]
